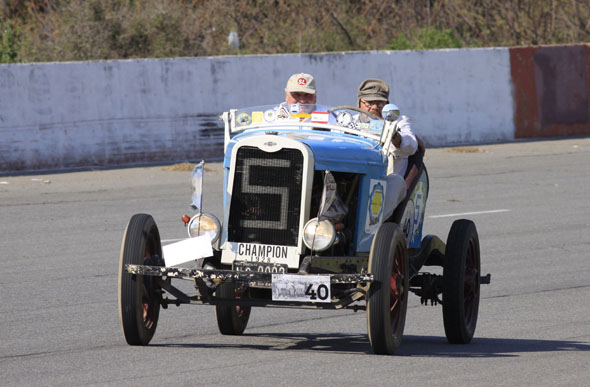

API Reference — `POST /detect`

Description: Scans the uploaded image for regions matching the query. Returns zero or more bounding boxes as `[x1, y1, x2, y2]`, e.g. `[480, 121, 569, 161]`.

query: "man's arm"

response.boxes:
[393, 115, 418, 156]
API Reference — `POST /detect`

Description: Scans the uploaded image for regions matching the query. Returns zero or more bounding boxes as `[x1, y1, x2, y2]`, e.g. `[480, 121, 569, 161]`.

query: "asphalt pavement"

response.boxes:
[1, 137, 589, 386]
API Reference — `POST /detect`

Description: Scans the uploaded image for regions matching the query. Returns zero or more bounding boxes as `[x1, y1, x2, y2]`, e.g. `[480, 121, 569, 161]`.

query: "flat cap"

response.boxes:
[357, 78, 389, 102]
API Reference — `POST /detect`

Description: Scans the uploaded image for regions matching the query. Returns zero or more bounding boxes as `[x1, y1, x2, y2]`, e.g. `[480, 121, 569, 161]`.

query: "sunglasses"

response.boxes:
[360, 99, 386, 108]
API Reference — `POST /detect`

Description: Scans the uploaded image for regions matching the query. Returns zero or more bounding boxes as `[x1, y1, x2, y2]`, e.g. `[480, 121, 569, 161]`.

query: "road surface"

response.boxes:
[1, 138, 589, 386]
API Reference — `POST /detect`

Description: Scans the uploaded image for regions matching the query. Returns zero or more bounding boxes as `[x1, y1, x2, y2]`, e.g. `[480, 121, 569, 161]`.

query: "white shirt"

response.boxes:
[387, 115, 418, 176]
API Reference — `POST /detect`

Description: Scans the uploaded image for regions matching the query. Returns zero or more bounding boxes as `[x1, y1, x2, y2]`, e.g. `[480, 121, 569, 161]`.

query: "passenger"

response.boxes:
[357, 78, 418, 218]
[283, 73, 317, 115]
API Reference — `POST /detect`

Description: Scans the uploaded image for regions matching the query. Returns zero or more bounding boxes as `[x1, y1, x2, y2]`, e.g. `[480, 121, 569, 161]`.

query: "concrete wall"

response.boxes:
[1, 45, 588, 173]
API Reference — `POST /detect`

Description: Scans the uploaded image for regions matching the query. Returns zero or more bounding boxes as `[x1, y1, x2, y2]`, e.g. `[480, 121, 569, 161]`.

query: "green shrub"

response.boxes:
[0, 21, 20, 63]
[7, 0, 590, 62]
[389, 27, 462, 51]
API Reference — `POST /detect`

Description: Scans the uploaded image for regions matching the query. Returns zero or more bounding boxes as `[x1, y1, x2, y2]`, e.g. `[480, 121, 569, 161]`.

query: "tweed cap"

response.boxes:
[357, 78, 389, 103]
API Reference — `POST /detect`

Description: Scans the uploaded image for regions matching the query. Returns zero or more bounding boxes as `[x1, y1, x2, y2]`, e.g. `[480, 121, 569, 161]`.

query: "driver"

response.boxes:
[357, 78, 388, 119]
[357, 78, 418, 219]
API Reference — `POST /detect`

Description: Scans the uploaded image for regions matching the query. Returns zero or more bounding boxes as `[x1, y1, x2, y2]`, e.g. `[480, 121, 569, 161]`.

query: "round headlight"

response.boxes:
[187, 213, 221, 243]
[303, 218, 336, 252]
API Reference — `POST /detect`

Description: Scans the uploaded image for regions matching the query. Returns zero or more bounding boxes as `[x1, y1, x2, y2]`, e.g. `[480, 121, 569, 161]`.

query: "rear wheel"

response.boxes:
[366, 223, 409, 355]
[215, 282, 251, 335]
[118, 214, 163, 345]
[443, 219, 481, 344]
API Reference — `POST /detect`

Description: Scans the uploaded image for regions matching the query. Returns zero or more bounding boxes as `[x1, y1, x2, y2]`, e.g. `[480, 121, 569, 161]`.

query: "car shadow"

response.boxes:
[396, 335, 590, 357]
[152, 333, 371, 354]
[152, 333, 590, 357]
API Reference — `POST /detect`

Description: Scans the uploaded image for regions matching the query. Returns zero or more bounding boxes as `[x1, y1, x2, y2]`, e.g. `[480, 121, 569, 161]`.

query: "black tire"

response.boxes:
[215, 282, 251, 335]
[443, 219, 481, 344]
[366, 223, 409, 355]
[118, 214, 163, 345]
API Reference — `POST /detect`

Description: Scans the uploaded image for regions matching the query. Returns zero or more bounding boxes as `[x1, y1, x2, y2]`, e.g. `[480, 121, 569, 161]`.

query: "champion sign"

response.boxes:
[237, 243, 289, 261]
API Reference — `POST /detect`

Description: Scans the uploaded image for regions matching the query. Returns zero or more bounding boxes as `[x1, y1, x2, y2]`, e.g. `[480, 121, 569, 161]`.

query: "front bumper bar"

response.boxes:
[125, 264, 373, 286]
[124, 264, 374, 310]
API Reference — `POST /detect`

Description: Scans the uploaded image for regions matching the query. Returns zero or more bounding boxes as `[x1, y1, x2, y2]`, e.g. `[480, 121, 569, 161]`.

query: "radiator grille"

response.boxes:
[228, 146, 304, 246]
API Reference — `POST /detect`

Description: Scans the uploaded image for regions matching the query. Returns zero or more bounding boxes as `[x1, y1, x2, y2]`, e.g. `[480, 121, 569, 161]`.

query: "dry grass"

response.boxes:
[161, 162, 196, 171]
[6, 0, 590, 62]
[445, 147, 486, 153]
[161, 162, 217, 172]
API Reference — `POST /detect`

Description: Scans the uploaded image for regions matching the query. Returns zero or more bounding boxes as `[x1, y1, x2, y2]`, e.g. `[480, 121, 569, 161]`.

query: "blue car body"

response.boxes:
[219, 104, 427, 261]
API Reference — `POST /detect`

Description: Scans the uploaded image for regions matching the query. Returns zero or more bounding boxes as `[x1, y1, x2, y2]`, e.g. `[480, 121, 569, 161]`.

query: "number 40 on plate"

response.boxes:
[271, 274, 331, 303]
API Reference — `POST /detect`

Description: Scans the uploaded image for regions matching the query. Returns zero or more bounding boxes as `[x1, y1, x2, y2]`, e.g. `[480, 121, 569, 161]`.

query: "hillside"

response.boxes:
[1, 0, 589, 63]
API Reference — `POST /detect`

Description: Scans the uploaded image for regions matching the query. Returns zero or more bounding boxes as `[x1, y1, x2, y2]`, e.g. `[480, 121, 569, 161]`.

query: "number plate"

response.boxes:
[271, 274, 331, 303]
[234, 261, 288, 274]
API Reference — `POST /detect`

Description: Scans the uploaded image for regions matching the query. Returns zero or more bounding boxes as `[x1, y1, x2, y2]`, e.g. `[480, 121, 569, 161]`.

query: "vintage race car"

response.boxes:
[118, 103, 491, 355]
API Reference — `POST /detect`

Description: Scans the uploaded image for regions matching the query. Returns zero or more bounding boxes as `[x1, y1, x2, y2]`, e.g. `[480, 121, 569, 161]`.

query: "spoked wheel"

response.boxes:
[366, 222, 409, 355]
[118, 213, 164, 345]
[327, 105, 380, 120]
[215, 281, 251, 335]
[443, 219, 481, 344]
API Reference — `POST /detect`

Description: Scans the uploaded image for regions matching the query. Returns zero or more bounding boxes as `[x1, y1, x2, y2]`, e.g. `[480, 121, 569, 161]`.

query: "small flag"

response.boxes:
[311, 112, 329, 123]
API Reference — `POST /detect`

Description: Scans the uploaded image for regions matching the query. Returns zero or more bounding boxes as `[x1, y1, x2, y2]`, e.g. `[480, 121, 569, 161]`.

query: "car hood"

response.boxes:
[224, 129, 387, 175]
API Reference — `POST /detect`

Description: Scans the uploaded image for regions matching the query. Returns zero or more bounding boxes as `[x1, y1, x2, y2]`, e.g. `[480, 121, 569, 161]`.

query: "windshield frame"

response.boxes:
[225, 104, 384, 143]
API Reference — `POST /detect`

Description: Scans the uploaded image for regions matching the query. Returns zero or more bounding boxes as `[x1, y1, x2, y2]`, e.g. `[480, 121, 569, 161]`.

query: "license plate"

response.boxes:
[221, 242, 299, 269]
[271, 274, 331, 303]
[234, 261, 288, 274]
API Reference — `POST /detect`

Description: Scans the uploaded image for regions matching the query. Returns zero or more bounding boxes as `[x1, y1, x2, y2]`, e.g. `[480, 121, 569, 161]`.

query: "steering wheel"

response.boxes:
[327, 105, 381, 121]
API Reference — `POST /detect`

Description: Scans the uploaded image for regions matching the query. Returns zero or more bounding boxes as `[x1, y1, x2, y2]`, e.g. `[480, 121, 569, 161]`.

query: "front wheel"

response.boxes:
[366, 223, 409, 355]
[118, 214, 163, 345]
[215, 282, 251, 335]
[443, 219, 481, 344]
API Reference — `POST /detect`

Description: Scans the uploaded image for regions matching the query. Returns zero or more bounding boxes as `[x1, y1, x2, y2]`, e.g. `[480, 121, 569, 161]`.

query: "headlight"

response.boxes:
[187, 213, 221, 244]
[303, 218, 336, 252]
